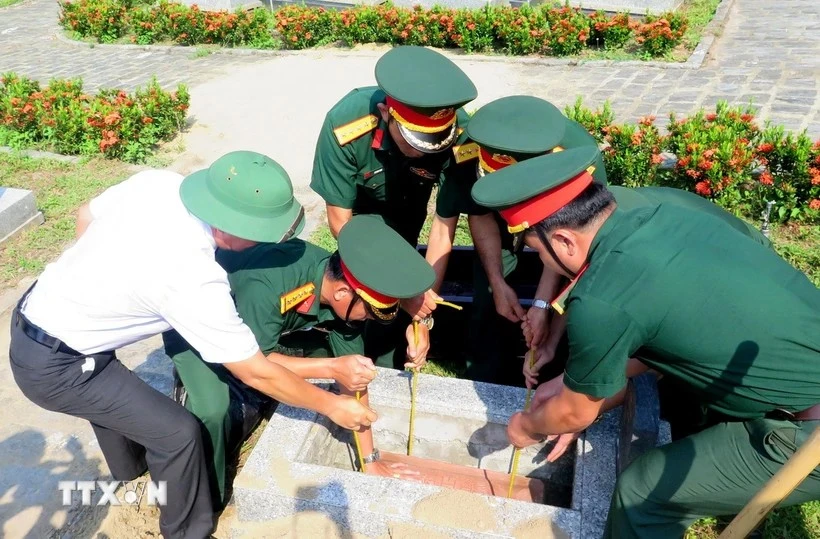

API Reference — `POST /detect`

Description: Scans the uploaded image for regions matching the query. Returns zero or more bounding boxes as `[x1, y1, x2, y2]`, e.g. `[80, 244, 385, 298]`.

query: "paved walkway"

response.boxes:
[0, 0, 819, 537]
[1, 0, 818, 136]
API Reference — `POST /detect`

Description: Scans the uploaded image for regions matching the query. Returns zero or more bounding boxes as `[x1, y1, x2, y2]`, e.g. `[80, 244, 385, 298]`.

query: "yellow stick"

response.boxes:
[353, 391, 366, 473]
[408, 321, 419, 456]
[508, 349, 537, 498]
[434, 299, 463, 311]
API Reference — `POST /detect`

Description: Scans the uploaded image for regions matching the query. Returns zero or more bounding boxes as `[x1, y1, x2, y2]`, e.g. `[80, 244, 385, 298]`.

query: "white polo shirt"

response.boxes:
[21, 170, 260, 364]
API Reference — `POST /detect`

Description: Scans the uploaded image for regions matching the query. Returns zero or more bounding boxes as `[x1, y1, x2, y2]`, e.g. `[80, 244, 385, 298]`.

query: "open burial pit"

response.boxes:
[233, 367, 621, 538]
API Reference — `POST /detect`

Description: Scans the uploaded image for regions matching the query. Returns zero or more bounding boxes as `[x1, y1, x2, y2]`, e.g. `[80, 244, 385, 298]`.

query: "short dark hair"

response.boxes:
[326, 251, 344, 281]
[530, 183, 615, 236]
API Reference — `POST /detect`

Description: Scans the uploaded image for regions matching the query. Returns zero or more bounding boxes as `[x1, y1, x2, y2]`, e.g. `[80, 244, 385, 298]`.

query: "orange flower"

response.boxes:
[695, 181, 712, 196]
[759, 171, 774, 185]
[757, 142, 774, 153]
[705, 113, 717, 121]
[809, 199, 820, 210]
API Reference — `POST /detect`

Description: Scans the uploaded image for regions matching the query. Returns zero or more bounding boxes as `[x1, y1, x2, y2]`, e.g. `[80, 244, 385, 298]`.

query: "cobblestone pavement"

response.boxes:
[1, 0, 818, 136]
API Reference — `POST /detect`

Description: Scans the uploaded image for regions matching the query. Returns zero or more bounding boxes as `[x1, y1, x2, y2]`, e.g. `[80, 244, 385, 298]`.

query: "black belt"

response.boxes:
[15, 310, 82, 355]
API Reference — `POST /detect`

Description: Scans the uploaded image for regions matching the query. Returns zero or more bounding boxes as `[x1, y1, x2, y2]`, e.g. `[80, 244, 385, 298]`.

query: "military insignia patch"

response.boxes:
[333, 114, 379, 146]
[280, 283, 316, 314]
[453, 142, 479, 164]
[409, 167, 437, 179]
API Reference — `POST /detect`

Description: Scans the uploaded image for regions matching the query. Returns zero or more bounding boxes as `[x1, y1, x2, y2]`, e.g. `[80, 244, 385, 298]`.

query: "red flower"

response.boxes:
[706, 113, 717, 121]
[759, 171, 774, 185]
[757, 142, 775, 153]
[695, 181, 712, 196]
[809, 199, 820, 210]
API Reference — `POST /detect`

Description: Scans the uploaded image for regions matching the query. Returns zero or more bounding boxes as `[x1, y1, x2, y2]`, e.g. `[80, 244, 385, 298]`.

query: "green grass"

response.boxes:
[770, 222, 820, 287]
[0, 0, 24, 8]
[0, 152, 132, 286]
[680, 0, 723, 50]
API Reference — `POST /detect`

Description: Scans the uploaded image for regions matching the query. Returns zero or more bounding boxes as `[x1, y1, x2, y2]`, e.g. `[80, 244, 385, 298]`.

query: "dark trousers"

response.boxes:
[9, 308, 214, 539]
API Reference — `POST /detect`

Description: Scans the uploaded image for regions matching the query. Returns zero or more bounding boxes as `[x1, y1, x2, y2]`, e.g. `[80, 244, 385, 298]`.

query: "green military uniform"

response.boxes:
[472, 147, 820, 539]
[435, 95, 606, 383]
[164, 215, 435, 507]
[162, 241, 360, 505]
[310, 46, 477, 369]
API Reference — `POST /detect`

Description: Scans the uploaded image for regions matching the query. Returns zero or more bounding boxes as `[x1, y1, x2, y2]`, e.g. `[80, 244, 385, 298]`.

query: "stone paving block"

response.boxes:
[0, 187, 44, 245]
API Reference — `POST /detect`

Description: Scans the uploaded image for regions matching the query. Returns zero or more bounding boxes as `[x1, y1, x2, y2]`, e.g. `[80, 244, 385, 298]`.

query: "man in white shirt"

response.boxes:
[8, 151, 377, 538]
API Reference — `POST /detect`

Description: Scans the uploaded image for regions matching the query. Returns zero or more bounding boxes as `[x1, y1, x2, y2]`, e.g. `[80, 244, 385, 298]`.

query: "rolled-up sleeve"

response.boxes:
[564, 296, 644, 399]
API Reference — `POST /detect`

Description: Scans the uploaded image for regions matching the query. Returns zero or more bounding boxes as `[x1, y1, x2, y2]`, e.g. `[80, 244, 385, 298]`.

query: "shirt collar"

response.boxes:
[310, 258, 336, 323]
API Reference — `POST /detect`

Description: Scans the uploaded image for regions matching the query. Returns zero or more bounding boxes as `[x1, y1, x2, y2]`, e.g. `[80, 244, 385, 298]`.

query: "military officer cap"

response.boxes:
[181, 150, 305, 243]
[472, 146, 599, 234]
[466, 95, 567, 177]
[375, 46, 477, 154]
[337, 214, 435, 321]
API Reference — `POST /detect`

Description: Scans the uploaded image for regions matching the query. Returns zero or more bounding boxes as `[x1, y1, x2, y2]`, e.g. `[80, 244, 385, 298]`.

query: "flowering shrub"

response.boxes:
[754, 126, 820, 222]
[545, 5, 590, 56]
[665, 102, 759, 213]
[0, 73, 189, 163]
[59, 0, 130, 44]
[633, 11, 688, 57]
[58, 2, 692, 58]
[564, 96, 615, 144]
[603, 116, 665, 188]
[275, 5, 338, 49]
[587, 11, 632, 50]
[568, 98, 819, 223]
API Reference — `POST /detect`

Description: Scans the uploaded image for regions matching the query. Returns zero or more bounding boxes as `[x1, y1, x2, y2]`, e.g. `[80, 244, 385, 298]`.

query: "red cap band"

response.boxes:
[340, 260, 398, 309]
[499, 170, 594, 232]
[386, 96, 456, 133]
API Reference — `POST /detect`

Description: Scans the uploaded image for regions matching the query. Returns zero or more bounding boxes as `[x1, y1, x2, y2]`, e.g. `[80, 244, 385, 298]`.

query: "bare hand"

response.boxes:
[405, 322, 430, 370]
[529, 374, 564, 409]
[523, 344, 558, 390]
[331, 354, 377, 392]
[492, 282, 525, 323]
[400, 289, 439, 320]
[522, 306, 549, 348]
[506, 411, 544, 449]
[328, 395, 378, 431]
[364, 460, 422, 480]
[544, 432, 581, 462]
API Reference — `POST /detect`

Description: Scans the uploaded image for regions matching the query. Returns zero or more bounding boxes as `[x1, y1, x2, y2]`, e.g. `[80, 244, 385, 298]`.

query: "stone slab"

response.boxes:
[233, 367, 621, 538]
[378, 451, 546, 502]
[173, 0, 265, 10]
[0, 187, 44, 245]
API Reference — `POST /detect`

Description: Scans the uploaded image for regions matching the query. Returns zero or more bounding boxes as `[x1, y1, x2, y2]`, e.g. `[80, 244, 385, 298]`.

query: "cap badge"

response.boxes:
[492, 154, 516, 165]
[430, 108, 454, 120]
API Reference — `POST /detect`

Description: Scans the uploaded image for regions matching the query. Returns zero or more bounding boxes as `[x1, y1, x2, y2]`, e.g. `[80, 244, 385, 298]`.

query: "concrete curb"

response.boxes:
[52, 0, 735, 72]
[0, 146, 81, 163]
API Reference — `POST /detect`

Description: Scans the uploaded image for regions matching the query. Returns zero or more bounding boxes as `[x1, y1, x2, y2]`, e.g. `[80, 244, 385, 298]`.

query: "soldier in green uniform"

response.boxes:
[472, 147, 820, 538]
[309, 45, 477, 368]
[163, 215, 435, 508]
[435, 95, 606, 384]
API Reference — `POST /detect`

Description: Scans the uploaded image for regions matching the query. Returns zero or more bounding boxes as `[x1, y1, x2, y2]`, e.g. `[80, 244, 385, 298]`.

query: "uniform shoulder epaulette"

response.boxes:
[453, 142, 479, 164]
[333, 114, 379, 146]
[280, 283, 316, 314]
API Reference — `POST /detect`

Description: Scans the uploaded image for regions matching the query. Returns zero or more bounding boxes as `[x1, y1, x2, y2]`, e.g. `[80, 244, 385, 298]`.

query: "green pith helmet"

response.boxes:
[337, 215, 435, 307]
[180, 151, 305, 243]
[375, 46, 477, 153]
